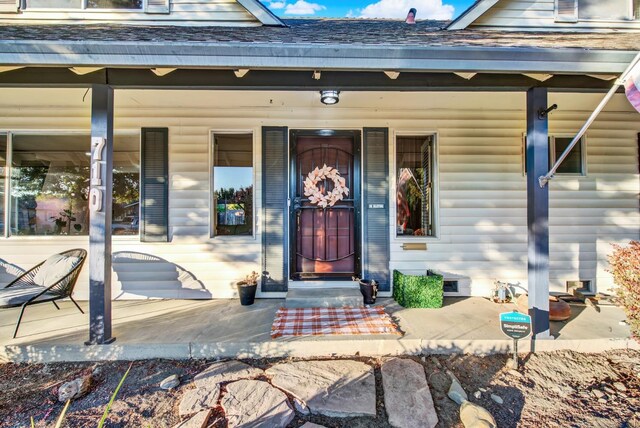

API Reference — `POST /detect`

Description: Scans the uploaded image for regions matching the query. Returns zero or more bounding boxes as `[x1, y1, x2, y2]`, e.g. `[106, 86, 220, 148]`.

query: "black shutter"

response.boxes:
[261, 127, 288, 292]
[363, 128, 390, 292]
[141, 128, 169, 242]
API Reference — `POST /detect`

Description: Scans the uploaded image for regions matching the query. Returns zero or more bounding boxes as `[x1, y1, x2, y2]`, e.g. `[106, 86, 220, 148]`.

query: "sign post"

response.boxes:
[500, 311, 532, 369]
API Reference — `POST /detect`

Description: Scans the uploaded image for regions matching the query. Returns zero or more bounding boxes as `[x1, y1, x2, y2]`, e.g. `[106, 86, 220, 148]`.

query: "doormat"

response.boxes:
[271, 306, 402, 338]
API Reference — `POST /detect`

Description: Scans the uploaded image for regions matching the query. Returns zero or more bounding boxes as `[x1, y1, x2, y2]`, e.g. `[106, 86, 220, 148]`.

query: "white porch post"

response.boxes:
[526, 87, 551, 340]
[86, 84, 115, 345]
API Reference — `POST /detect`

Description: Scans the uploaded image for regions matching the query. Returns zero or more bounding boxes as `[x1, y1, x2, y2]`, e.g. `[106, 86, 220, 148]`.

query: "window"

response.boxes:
[396, 134, 436, 238]
[523, 136, 585, 175]
[212, 132, 253, 237]
[8, 133, 139, 236]
[25, 0, 141, 9]
[578, 0, 633, 20]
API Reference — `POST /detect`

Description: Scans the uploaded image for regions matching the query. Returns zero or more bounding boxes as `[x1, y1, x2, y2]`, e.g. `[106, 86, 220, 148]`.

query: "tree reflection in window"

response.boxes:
[9, 134, 139, 236]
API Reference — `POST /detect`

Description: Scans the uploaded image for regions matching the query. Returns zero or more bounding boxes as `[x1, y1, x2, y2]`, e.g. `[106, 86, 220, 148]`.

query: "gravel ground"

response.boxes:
[0, 350, 638, 428]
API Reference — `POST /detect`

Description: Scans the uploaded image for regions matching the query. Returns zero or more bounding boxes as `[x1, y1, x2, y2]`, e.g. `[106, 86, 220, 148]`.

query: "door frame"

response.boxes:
[288, 129, 362, 281]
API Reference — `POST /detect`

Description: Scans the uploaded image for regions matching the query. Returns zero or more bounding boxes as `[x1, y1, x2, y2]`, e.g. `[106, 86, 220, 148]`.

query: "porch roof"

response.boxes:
[0, 19, 638, 76]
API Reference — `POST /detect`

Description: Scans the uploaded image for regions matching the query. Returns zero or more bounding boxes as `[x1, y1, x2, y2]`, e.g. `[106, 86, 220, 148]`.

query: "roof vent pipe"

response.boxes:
[406, 8, 416, 24]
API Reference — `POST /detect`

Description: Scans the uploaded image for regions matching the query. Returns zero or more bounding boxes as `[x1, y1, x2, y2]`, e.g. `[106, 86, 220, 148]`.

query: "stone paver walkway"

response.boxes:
[172, 357, 447, 427]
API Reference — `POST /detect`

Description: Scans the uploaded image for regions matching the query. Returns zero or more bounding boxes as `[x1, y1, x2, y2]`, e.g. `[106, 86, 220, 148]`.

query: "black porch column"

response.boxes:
[86, 84, 115, 345]
[526, 87, 551, 340]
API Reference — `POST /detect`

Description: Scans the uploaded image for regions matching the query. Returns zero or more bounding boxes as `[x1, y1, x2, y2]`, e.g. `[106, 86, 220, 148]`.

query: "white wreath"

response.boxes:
[303, 164, 350, 208]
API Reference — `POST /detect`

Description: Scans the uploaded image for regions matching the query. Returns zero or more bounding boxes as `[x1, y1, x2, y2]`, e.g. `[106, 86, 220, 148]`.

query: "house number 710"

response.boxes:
[89, 137, 106, 213]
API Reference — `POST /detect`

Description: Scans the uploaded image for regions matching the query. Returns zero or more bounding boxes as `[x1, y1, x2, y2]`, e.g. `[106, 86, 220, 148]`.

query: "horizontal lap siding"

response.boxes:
[0, 89, 637, 299]
[0, 0, 258, 24]
[472, 0, 640, 30]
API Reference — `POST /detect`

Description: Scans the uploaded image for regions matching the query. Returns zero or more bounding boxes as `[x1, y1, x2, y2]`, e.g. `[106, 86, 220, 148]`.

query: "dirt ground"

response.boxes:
[0, 350, 638, 428]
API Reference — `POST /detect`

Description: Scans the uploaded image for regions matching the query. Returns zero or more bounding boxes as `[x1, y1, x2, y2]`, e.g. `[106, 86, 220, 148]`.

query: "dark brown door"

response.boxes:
[290, 131, 360, 280]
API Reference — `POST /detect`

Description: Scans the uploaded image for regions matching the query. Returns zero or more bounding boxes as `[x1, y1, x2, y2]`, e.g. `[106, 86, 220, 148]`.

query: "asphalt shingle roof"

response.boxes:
[1, 19, 639, 51]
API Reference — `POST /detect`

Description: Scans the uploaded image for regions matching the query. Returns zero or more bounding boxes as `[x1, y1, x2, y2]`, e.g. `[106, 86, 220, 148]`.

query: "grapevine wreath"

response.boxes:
[303, 164, 350, 208]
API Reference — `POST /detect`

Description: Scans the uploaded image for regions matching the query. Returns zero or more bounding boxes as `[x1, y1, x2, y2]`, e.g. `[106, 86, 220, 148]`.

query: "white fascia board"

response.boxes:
[236, 0, 285, 27]
[447, 0, 500, 30]
[0, 41, 635, 75]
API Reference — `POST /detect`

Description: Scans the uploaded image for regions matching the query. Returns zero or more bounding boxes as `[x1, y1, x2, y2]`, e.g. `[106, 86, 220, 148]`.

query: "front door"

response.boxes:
[290, 131, 361, 280]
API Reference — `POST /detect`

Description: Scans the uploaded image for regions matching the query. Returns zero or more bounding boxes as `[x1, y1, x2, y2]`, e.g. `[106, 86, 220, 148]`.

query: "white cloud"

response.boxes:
[359, 0, 454, 20]
[345, 8, 358, 18]
[268, 1, 287, 9]
[284, 0, 326, 15]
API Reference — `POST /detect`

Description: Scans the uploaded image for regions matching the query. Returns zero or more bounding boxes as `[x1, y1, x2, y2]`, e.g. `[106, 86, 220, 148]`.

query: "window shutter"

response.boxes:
[141, 128, 169, 242]
[634, 0, 640, 19]
[261, 126, 288, 292]
[555, 0, 578, 21]
[145, 0, 169, 14]
[0, 0, 19, 13]
[363, 128, 390, 292]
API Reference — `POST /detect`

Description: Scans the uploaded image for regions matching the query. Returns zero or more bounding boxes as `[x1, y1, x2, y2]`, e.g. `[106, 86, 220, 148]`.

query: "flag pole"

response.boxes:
[539, 51, 640, 188]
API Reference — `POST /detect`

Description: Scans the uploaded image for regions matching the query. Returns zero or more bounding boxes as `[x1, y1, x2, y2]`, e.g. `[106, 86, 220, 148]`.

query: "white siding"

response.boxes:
[0, 89, 637, 299]
[0, 0, 259, 25]
[472, 0, 640, 31]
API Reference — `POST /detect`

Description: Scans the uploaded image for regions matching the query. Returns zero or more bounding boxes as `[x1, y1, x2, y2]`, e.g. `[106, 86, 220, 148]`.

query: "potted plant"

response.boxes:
[237, 271, 259, 306]
[354, 276, 378, 305]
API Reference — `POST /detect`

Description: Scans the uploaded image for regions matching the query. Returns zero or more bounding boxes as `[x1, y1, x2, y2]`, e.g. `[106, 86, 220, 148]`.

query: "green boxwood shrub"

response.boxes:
[393, 270, 444, 308]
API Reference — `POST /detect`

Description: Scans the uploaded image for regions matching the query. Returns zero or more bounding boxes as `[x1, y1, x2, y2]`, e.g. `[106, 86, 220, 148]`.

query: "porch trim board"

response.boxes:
[0, 42, 636, 75]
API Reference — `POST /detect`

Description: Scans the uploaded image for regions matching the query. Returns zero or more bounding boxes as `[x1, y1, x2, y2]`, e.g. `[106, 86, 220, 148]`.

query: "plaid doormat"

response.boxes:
[271, 306, 402, 338]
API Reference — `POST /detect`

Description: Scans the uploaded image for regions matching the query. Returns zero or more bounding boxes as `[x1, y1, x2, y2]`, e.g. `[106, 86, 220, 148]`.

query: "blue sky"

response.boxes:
[265, 0, 475, 20]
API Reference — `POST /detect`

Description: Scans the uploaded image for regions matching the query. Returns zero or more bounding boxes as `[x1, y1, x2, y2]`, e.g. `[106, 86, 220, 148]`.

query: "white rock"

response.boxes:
[474, 391, 482, 399]
[300, 424, 327, 428]
[447, 370, 468, 405]
[179, 387, 220, 417]
[160, 374, 180, 390]
[460, 400, 497, 428]
[194, 361, 263, 390]
[266, 360, 376, 418]
[382, 358, 438, 428]
[490, 394, 503, 405]
[58, 375, 92, 403]
[173, 410, 211, 428]
[592, 389, 605, 399]
[294, 398, 310, 415]
[221, 380, 294, 428]
[613, 382, 627, 392]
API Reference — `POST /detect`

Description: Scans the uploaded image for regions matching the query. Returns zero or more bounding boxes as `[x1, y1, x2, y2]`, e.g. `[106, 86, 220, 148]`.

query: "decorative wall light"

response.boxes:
[320, 90, 340, 105]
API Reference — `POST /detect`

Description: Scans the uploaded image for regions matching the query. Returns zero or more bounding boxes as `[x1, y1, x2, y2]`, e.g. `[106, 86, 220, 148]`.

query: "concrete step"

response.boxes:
[285, 287, 364, 308]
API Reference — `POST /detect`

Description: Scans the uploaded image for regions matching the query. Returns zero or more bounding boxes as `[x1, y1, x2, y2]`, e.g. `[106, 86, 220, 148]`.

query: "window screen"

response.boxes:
[578, 0, 632, 20]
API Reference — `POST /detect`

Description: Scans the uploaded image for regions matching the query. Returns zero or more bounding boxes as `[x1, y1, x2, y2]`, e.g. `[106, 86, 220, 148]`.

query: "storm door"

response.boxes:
[290, 130, 361, 280]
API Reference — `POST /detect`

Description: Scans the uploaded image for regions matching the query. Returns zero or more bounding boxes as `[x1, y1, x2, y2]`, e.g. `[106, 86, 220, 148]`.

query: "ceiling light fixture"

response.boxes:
[320, 90, 340, 105]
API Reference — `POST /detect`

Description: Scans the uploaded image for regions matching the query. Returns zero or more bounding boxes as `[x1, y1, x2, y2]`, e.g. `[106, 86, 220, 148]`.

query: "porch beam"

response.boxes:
[0, 67, 622, 92]
[86, 84, 115, 345]
[526, 87, 551, 341]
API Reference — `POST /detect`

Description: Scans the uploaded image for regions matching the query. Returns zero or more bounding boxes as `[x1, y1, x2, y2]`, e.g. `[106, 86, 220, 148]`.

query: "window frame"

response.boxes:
[1, 129, 141, 240]
[521, 133, 588, 177]
[556, 0, 637, 22]
[391, 130, 440, 242]
[22, 0, 144, 12]
[209, 129, 257, 240]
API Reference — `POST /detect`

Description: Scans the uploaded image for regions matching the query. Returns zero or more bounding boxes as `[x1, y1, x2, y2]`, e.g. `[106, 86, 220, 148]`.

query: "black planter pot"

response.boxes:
[359, 279, 378, 305]
[237, 283, 257, 306]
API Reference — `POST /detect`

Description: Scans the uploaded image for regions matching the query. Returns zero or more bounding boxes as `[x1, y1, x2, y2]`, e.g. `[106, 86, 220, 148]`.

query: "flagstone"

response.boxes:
[173, 410, 211, 428]
[381, 358, 438, 428]
[179, 386, 220, 417]
[193, 360, 263, 390]
[265, 360, 376, 417]
[221, 380, 294, 428]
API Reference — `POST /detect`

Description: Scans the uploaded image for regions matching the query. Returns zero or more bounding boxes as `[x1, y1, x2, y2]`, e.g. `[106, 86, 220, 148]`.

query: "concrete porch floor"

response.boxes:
[0, 297, 637, 362]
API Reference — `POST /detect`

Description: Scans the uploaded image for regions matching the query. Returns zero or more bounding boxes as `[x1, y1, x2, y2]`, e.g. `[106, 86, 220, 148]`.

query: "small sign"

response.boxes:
[500, 311, 532, 340]
[368, 203, 385, 209]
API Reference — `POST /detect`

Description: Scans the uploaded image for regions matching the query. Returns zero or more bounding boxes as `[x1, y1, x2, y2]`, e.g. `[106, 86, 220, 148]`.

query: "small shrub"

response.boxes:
[393, 270, 444, 308]
[608, 241, 640, 341]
